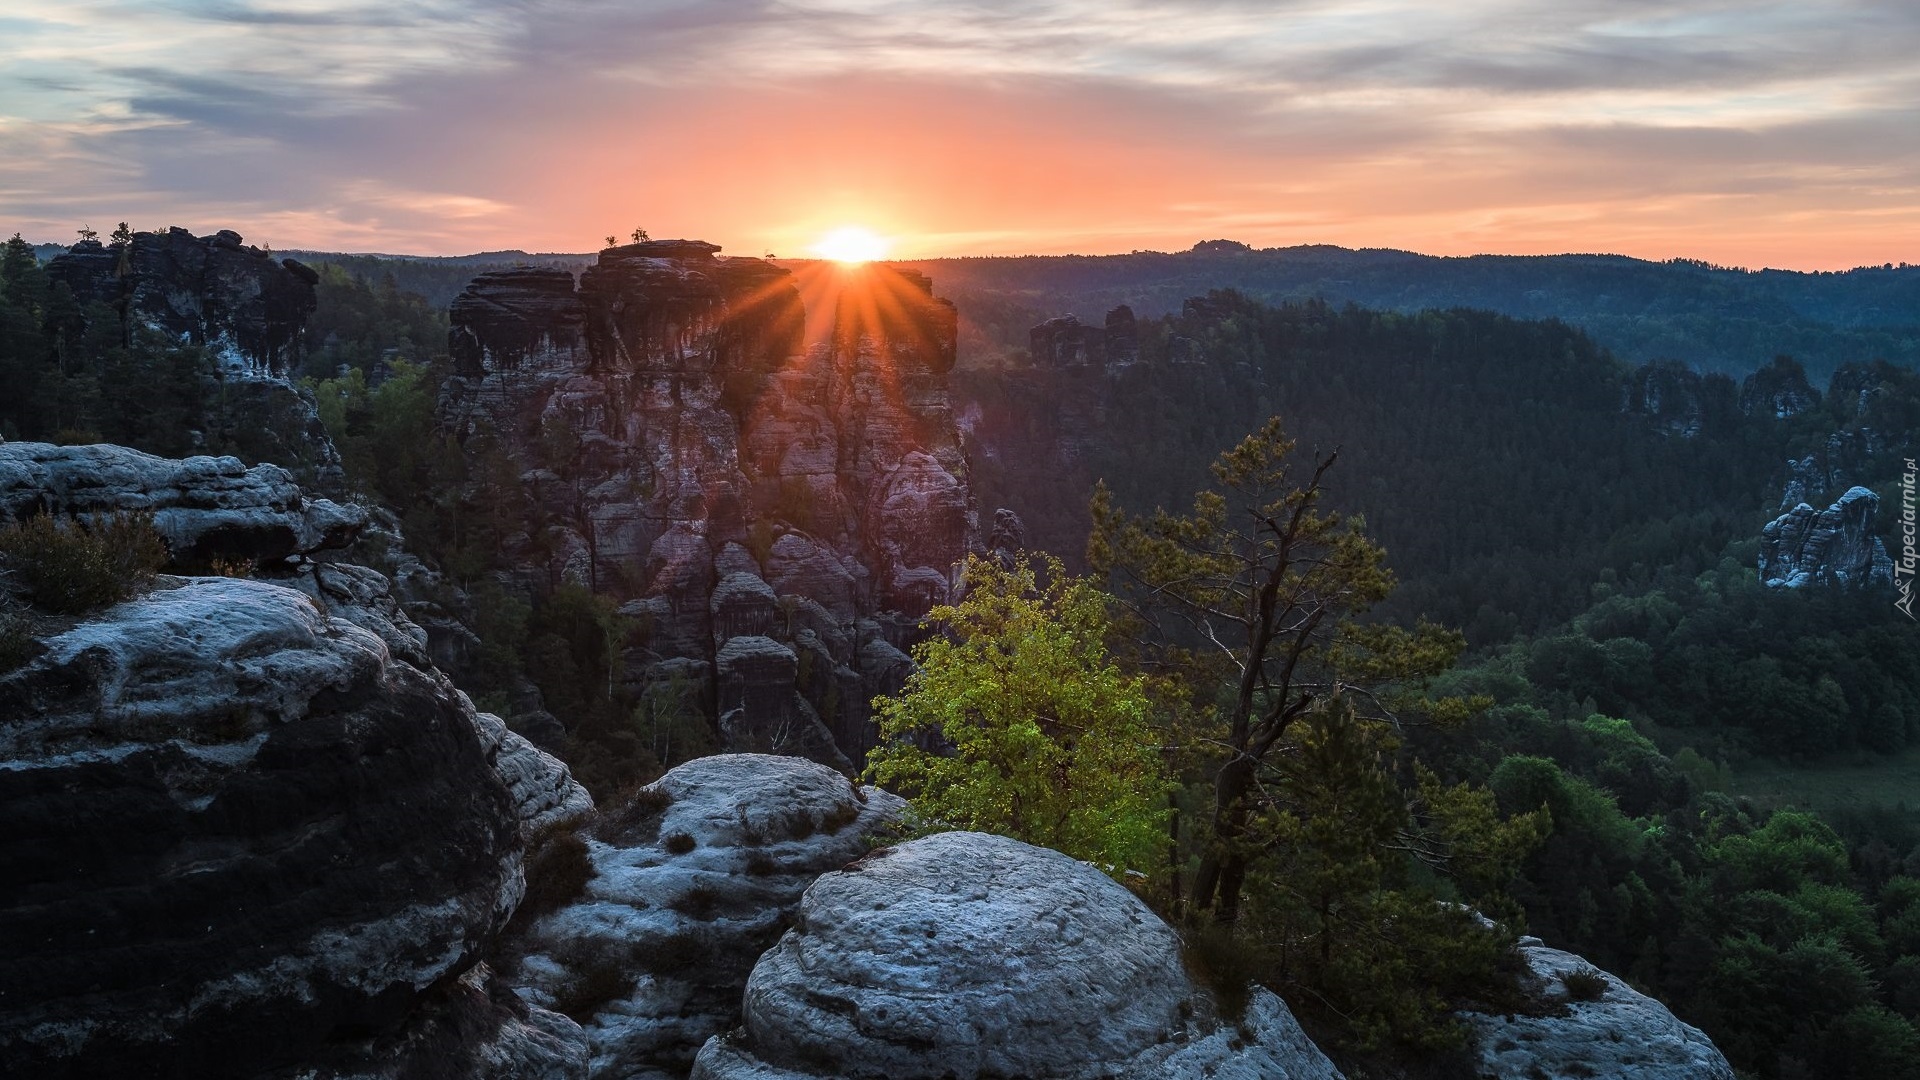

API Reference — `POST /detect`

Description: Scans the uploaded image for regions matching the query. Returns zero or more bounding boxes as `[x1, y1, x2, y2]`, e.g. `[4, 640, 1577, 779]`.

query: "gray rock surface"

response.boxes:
[46, 227, 317, 375]
[1759, 484, 1895, 589]
[501, 754, 905, 1080]
[690, 831, 1344, 1080]
[0, 441, 364, 568]
[1466, 938, 1735, 1080]
[0, 574, 525, 1078]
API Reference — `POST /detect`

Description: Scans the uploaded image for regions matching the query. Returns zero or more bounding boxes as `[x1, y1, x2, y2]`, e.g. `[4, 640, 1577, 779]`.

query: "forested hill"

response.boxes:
[32, 239, 1914, 377]
[897, 244, 1920, 378]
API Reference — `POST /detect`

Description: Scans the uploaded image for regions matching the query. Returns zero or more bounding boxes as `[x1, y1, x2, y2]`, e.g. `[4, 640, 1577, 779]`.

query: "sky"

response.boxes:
[1, 0, 1916, 268]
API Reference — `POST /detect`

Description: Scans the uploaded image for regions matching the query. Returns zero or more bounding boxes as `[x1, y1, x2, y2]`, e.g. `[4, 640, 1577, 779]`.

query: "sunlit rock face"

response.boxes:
[439, 244, 977, 764]
[45, 227, 318, 374]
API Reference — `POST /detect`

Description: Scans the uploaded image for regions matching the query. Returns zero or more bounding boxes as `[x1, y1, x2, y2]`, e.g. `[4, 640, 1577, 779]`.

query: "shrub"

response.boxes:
[550, 955, 633, 1021]
[1561, 967, 1608, 1002]
[0, 609, 35, 673]
[0, 511, 168, 614]
[671, 884, 721, 920]
[745, 850, 779, 877]
[662, 831, 696, 855]
[520, 827, 595, 921]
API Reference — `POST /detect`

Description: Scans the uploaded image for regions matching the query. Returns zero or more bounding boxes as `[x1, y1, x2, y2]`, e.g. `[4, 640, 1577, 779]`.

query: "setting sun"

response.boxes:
[811, 226, 891, 264]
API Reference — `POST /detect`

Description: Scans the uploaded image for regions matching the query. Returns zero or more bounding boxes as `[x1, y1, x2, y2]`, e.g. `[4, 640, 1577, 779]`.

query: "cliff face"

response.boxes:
[45, 227, 319, 375]
[439, 245, 976, 764]
[0, 444, 592, 1080]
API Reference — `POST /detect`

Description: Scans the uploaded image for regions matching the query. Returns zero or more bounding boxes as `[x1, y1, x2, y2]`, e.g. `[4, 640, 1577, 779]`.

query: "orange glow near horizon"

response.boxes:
[811, 226, 892, 264]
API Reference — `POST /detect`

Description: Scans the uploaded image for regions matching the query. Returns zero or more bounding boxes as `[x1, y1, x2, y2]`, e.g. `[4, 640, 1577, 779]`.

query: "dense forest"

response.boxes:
[6, 234, 1920, 1076]
[906, 243, 1920, 379]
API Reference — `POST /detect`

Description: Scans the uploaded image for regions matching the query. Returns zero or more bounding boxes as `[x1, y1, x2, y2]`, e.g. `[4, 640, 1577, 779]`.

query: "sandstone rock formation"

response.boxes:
[45, 227, 318, 374]
[1466, 937, 1735, 1080]
[0, 444, 590, 1079]
[1622, 360, 1736, 438]
[1759, 485, 1895, 589]
[499, 753, 905, 1080]
[1739, 356, 1819, 419]
[438, 244, 976, 763]
[689, 831, 1345, 1080]
[0, 441, 364, 569]
[0, 573, 568, 1077]
[1028, 305, 1139, 370]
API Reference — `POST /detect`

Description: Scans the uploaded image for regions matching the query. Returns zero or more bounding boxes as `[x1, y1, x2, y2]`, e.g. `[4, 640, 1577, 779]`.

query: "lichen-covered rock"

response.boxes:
[1466, 938, 1734, 1080]
[0, 575, 525, 1079]
[1760, 485, 1895, 589]
[0, 441, 364, 567]
[691, 831, 1343, 1080]
[500, 754, 904, 1080]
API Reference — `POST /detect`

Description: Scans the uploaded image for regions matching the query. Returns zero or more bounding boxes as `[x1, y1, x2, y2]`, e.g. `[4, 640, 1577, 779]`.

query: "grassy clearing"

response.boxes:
[1728, 745, 1920, 820]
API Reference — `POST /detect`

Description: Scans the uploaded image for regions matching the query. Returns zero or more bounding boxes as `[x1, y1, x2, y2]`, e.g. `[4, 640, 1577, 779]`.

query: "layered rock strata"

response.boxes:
[1759, 485, 1895, 589]
[0, 441, 364, 568]
[438, 245, 977, 763]
[499, 753, 905, 1079]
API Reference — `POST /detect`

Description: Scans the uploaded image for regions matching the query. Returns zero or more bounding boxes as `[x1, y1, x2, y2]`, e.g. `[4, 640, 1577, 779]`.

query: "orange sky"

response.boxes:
[2, 2, 1916, 269]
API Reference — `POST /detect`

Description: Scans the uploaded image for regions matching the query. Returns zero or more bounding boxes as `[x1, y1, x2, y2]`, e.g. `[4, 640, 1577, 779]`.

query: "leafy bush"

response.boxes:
[0, 511, 168, 614]
[662, 831, 696, 855]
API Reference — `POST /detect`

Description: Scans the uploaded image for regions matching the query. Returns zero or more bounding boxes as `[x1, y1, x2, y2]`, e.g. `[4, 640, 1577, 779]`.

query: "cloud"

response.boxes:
[0, 0, 1914, 267]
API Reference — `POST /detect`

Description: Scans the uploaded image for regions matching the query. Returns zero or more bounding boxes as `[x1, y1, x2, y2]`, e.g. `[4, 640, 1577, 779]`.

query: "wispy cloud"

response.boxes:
[0, 0, 1913, 267]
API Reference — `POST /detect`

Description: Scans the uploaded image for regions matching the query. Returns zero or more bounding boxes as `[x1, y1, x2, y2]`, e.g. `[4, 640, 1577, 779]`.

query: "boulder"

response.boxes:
[499, 754, 904, 1080]
[691, 831, 1344, 1080]
[0, 575, 525, 1078]
[1466, 938, 1734, 1080]
[0, 442, 365, 568]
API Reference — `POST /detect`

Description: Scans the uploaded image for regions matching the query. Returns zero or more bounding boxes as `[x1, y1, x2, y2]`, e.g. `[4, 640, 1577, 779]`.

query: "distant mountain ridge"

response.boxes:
[31, 237, 1920, 375]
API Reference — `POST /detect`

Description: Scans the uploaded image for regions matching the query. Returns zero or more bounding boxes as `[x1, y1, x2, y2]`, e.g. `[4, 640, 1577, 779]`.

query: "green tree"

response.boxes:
[866, 553, 1170, 873]
[1090, 416, 1472, 919]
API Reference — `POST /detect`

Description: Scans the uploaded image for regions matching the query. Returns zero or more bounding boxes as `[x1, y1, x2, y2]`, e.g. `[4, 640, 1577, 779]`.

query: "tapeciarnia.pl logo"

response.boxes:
[1899, 458, 1917, 620]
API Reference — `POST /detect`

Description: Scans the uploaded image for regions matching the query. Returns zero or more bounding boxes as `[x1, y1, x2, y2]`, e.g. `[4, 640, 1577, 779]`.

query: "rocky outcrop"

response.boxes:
[499, 754, 905, 1080]
[0, 441, 364, 569]
[438, 244, 976, 763]
[1622, 360, 1737, 437]
[1467, 937, 1734, 1080]
[1028, 306, 1138, 370]
[1740, 356, 1819, 419]
[45, 227, 318, 374]
[1760, 485, 1895, 589]
[0, 573, 549, 1078]
[690, 831, 1344, 1080]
